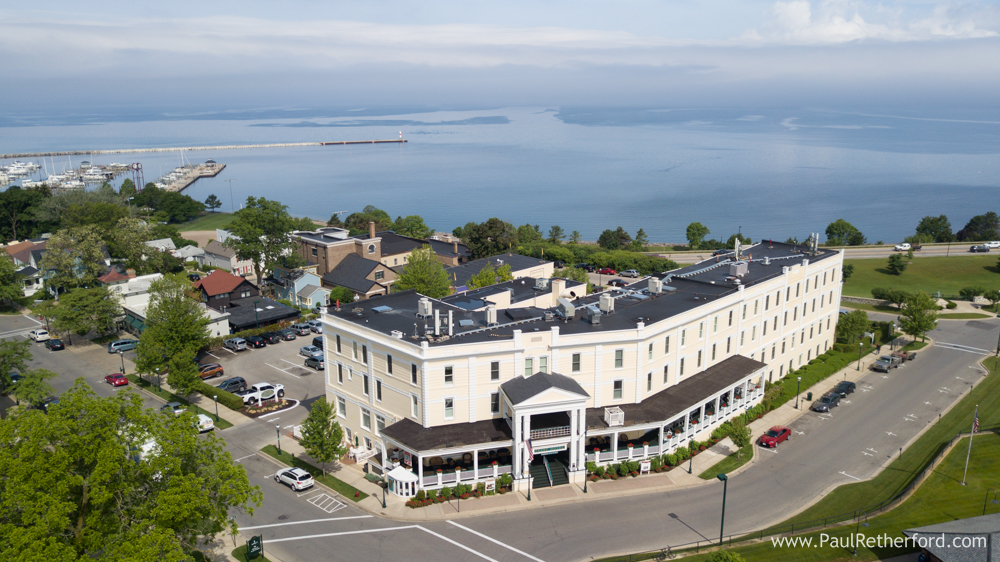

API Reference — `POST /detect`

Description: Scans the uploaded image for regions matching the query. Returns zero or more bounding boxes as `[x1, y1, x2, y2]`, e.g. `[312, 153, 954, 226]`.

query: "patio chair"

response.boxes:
[462, 452, 473, 464]
[488, 450, 498, 459]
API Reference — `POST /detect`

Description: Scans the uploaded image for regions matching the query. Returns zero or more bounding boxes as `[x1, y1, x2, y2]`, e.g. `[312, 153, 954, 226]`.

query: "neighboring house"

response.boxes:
[112, 272, 230, 338]
[223, 296, 301, 332]
[173, 245, 205, 264]
[271, 264, 330, 308]
[445, 254, 554, 292]
[4, 238, 47, 297]
[202, 240, 253, 276]
[320, 253, 396, 300]
[193, 269, 259, 312]
[144, 238, 177, 252]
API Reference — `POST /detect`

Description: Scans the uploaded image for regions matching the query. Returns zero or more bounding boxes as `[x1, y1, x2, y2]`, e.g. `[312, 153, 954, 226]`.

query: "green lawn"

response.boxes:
[260, 445, 369, 501]
[843, 255, 1000, 299]
[176, 212, 236, 231]
[939, 312, 993, 319]
[839, 301, 903, 314]
[124, 374, 234, 429]
[698, 443, 754, 480]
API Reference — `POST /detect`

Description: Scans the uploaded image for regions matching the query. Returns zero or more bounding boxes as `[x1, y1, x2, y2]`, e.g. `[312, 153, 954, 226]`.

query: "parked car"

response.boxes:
[307, 320, 323, 334]
[970, 245, 990, 253]
[621, 269, 640, 278]
[893, 243, 911, 251]
[811, 392, 841, 412]
[105, 373, 129, 387]
[107, 339, 139, 353]
[305, 356, 325, 370]
[277, 328, 297, 341]
[712, 249, 730, 256]
[274, 467, 314, 491]
[759, 426, 791, 448]
[196, 414, 215, 433]
[833, 380, 856, 397]
[576, 263, 594, 272]
[607, 279, 629, 287]
[986, 241, 1000, 249]
[312, 336, 324, 349]
[292, 323, 312, 336]
[872, 355, 902, 372]
[44, 339, 65, 351]
[299, 345, 323, 358]
[891, 350, 917, 362]
[261, 331, 282, 344]
[38, 396, 60, 413]
[187, 273, 201, 282]
[161, 402, 187, 416]
[236, 383, 285, 405]
[224, 338, 248, 352]
[28, 329, 50, 342]
[246, 335, 267, 349]
[216, 376, 247, 393]
[2, 372, 24, 395]
[596, 268, 616, 275]
[198, 363, 224, 379]
[554, 260, 565, 269]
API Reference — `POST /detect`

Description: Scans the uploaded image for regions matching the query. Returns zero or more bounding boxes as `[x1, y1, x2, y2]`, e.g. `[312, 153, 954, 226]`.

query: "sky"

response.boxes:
[2, 1, 999, 113]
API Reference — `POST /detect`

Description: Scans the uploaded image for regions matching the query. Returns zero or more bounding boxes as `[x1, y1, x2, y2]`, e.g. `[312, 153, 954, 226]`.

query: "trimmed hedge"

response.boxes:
[195, 380, 244, 411]
[769, 342, 874, 411]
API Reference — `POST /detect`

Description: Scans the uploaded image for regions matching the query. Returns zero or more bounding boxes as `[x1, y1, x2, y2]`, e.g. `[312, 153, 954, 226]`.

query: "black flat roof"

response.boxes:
[225, 297, 300, 331]
[380, 417, 513, 452]
[445, 254, 552, 288]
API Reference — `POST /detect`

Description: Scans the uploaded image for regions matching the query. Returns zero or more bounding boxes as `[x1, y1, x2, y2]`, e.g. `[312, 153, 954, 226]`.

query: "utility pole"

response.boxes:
[225, 179, 236, 212]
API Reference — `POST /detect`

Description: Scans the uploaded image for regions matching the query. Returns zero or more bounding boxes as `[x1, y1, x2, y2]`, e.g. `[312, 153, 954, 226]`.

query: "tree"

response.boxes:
[62, 200, 130, 238]
[957, 212, 1000, 242]
[299, 397, 346, 477]
[825, 219, 865, 246]
[0, 381, 262, 559]
[886, 253, 908, 275]
[836, 310, 869, 343]
[633, 228, 649, 250]
[984, 289, 1000, 312]
[558, 266, 590, 288]
[111, 217, 173, 274]
[547, 225, 565, 244]
[726, 415, 752, 459]
[467, 263, 514, 290]
[166, 348, 201, 398]
[517, 224, 542, 244]
[49, 286, 122, 341]
[204, 194, 222, 213]
[9, 368, 56, 407]
[872, 287, 911, 308]
[393, 215, 433, 239]
[327, 285, 356, 306]
[136, 276, 210, 376]
[686, 222, 710, 249]
[393, 245, 452, 298]
[842, 264, 855, 282]
[289, 216, 319, 230]
[119, 178, 137, 198]
[0, 257, 22, 311]
[40, 225, 107, 292]
[452, 221, 478, 243]
[598, 227, 633, 250]
[914, 215, 954, 242]
[0, 186, 48, 241]
[899, 291, 939, 342]
[568, 230, 582, 244]
[959, 286, 987, 300]
[0, 339, 31, 394]
[226, 196, 297, 286]
[344, 205, 392, 234]
[726, 233, 751, 249]
[327, 213, 344, 228]
[466, 218, 518, 259]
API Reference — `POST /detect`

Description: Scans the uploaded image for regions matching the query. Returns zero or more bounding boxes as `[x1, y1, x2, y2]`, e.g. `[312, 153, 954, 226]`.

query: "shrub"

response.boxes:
[585, 461, 597, 474]
[617, 463, 629, 477]
[498, 473, 513, 487]
[415, 490, 425, 501]
[677, 446, 690, 461]
[960, 286, 987, 300]
[477, 482, 486, 496]
[595, 465, 605, 477]
[947, 301, 958, 309]
[440, 486, 452, 499]
[626, 460, 639, 473]
[665, 454, 678, 466]
[194, 380, 244, 410]
[651, 457, 661, 471]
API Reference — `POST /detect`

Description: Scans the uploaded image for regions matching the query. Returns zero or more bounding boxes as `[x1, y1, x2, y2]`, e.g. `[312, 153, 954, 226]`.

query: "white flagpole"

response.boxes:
[962, 405, 978, 486]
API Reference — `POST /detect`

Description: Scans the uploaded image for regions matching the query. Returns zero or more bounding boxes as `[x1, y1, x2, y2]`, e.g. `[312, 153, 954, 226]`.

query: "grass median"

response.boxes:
[125, 374, 234, 429]
[232, 545, 273, 562]
[260, 445, 369, 502]
[177, 212, 237, 231]
[843, 255, 998, 299]
[698, 443, 754, 480]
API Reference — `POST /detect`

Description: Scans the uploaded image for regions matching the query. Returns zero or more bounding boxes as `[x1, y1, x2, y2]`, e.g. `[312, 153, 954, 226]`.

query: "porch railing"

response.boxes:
[530, 425, 570, 440]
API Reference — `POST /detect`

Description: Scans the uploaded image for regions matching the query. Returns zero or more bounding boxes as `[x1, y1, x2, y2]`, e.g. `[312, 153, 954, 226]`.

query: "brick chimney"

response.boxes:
[452, 241, 458, 254]
[368, 221, 376, 239]
[126, 268, 136, 279]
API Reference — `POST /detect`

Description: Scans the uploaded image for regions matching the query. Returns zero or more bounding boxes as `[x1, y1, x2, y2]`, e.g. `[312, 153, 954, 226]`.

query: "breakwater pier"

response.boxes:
[0, 139, 407, 160]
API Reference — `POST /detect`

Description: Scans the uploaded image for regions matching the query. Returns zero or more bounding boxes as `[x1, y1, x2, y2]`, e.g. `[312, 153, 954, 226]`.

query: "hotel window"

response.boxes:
[387, 355, 393, 375]
[818, 321, 823, 334]
[375, 380, 382, 402]
[796, 283, 800, 297]
[784, 311, 788, 326]
[412, 395, 419, 418]
[776, 291, 781, 305]
[539, 356, 548, 373]
[337, 396, 346, 418]
[614, 350, 623, 368]
[572, 354, 581, 372]
[525, 358, 534, 374]
[364, 437, 372, 450]
[411, 364, 418, 385]
[823, 271, 827, 285]
[362, 345, 367, 364]
[740, 332, 745, 347]
[240, 289, 251, 298]
[699, 322, 704, 339]
[613, 380, 623, 400]
[352, 341, 357, 360]
[336, 335, 341, 354]
[714, 316, 718, 333]
[801, 332, 805, 344]
[742, 305, 747, 320]
[337, 364, 343, 384]
[491, 361, 500, 381]
[771, 344, 776, 360]
[361, 408, 371, 430]
[311, 248, 318, 257]
[374, 270, 384, 280]
[376, 414, 385, 434]
[680, 358, 685, 376]
[765, 295, 770, 311]
[663, 365, 669, 384]
[491, 392, 500, 414]
[681, 330, 687, 346]
[827, 318, 831, 330]
[711, 343, 716, 361]
[648, 343, 653, 361]
[791, 335, 795, 349]
[802, 304, 807, 318]
[773, 317, 778, 331]
[363, 375, 369, 396]
[786, 287, 791, 300]
[728, 310, 733, 326]
[751, 326, 756, 341]
[697, 350, 702, 367]
[444, 366, 453, 386]
[726, 337, 731, 353]
[754, 301, 758, 315]
[793, 308, 797, 321]
[812, 299, 816, 313]
[665, 336, 671, 354]
[790, 359, 794, 372]
[763, 322, 767, 336]
[810, 327, 814, 339]
[444, 398, 454, 420]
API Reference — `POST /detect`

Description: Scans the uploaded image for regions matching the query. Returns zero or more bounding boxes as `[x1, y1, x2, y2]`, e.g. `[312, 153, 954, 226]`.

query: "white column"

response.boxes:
[569, 407, 579, 471]
[418, 455, 424, 488]
[659, 425, 665, 447]
[473, 449, 479, 482]
[512, 412, 521, 478]
[612, 430, 619, 460]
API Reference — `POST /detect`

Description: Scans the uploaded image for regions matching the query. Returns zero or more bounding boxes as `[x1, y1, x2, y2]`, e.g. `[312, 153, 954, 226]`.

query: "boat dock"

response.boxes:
[155, 162, 227, 192]
[0, 139, 407, 160]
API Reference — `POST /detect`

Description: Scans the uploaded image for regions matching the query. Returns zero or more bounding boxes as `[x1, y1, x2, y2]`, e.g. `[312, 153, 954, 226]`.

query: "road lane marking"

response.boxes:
[266, 525, 501, 562]
[239, 515, 373, 531]
[447, 521, 546, 562]
[417, 526, 500, 562]
[265, 362, 301, 379]
[938, 342, 991, 354]
[840, 471, 861, 481]
[307, 493, 346, 513]
[886, 432, 896, 437]
[758, 446, 778, 454]
[795, 430, 805, 435]
[234, 454, 256, 463]
[862, 451, 873, 457]
[866, 448, 878, 454]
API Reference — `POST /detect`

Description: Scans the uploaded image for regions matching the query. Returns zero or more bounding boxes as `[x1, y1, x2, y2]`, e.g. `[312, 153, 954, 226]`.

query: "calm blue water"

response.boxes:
[2, 106, 998, 244]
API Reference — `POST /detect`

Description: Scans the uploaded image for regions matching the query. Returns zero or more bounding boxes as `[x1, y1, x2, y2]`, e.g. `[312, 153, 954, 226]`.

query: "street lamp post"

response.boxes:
[853, 511, 870, 556]
[795, 377, 802, 409]
[254, 299, 260, 329]
[118, 350, 126, 374]
[155, 368, 160, 392]
[857, 341, 864, 371]
[890, 323, 896, 350]
[214, 395, 219, 422]
[276, 424, 282, 455]
[717, 473, 729, 545]
[381, 478, 387, 509]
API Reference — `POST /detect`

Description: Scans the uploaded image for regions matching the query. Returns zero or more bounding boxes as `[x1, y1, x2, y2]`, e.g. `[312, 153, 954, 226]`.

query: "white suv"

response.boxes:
[28, 329, 50, 342]
[224, 338, 248, 352]
[275, 467, 314, 491]
[986, 241, 1000, 249]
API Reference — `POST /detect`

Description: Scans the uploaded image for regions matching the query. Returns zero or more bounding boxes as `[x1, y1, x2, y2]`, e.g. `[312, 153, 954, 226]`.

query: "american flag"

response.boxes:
[974, 413, 980, 433]
[526, 439, 534, 462]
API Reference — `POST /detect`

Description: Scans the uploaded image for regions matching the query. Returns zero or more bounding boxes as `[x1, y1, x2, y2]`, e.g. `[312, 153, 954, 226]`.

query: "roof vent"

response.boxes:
[486, 303, 498, 325]
[599, 293, 615, 314]
[391, 330, 404, 339]
[729, 262, 748, 277]
[372, 305, 393, 314]
[543, 311, 555, 322]
[764, 256, 770, 266]
[417, 297, 432, 317]
[588, 307, 602, 325]
[604, 406, 624, 427]
[459, 319, 474, 328]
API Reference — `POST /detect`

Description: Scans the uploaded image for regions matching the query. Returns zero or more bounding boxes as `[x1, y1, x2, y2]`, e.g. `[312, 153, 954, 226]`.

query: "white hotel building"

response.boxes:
[321, 241, 844, 496]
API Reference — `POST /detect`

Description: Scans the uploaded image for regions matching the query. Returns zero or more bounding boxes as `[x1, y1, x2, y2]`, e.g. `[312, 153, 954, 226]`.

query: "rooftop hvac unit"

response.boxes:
[417, 297, 432, 317]
[543, 311, 555, 322]
[604, 406, 624, 427]
[485, 303, 498, 325]
[599, 293, 615, 313]
[588, 307, 602, 325]
[648, 277, 662, 294]
[557, 297, 575, 318]
[390, 330, 404, 339]
[729, 262, 749, 277]
[534, 278, 549, 290]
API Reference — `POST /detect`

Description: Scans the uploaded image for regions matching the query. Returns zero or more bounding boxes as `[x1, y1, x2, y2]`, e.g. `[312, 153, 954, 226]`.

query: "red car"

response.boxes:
[596, 268, 616, 275]
[759, 426, 791, 448]
[105, 373, 129, 387]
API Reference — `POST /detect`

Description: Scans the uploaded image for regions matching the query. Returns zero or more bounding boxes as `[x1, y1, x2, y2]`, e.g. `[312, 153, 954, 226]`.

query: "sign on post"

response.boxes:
[246, 535, 263, 559]
[640, 461, 651, 475]
[485, 480, 496, 493]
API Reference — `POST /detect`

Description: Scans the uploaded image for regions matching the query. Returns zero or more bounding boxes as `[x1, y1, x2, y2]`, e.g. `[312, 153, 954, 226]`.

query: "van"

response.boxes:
[108, 339, 139, 353]
[224, 338, 248, 352]
[292, 323, 311, 336]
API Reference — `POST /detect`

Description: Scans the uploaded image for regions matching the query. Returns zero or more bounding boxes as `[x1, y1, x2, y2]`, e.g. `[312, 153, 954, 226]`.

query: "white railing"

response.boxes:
[530, 426, 570, 440]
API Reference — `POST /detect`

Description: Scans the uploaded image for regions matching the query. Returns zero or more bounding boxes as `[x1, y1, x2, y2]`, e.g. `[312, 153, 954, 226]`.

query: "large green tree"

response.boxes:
[299, 397, 346, 477]
[685, 222, 710, 249]
[726, 415, 752, 459]
[913, 215, 954, 243]
[0, 381, 262, 559]
[886, 253, 908, 275]
[393, 215, 433, 239]
[516, 224, 543, 244]
[547, 225, 565, 244]
[49, 286, 122, 341]
[0, 340, 31, 394]
[9, 368, 56, 408]
[899, 291, 939, 342]
[835, 309, 869, 343]
[344, 205, 393, 234]
[632, 228, 649, 250]
[957, 212, 1000, 242]
[467, 263, 513, 290]
[393, 245, 452, 298]
[0, 186, 48, 241]
[598, 227, 633, 250]
[226, 196, 297, 286]
[40, 225, 107, 292]
[568, 230, 582, 244]
[466, 218, 518, 259]
[136, 276, 210, 376]
[204, 194, 221, 213]
[110, 217, 176, 274]
[166, 348, 201, 398]
[825, 219, 866, 246]
[0, 257, 22, 310]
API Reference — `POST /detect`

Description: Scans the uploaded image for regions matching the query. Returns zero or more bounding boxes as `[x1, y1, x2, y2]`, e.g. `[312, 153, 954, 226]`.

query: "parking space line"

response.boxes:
[266, 525, 420, 544]
[840, 471, 861, 481]
[265, 362, 301, 379]
[205, 352, 220, 360]
[447, 521, 546, 562]
[234, 454, 256, 463]
[307, 493, 346, 513]
[240, 515, 373, 531]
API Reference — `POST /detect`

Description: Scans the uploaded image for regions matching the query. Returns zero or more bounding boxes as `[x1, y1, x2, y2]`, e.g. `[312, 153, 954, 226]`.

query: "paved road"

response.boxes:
[231, 317, 998, 562]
